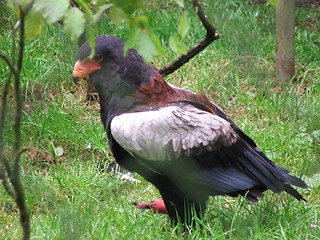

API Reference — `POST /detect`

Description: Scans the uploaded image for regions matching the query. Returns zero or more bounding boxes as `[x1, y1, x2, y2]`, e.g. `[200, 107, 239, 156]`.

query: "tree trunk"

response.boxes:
[275, 0, 296, 82]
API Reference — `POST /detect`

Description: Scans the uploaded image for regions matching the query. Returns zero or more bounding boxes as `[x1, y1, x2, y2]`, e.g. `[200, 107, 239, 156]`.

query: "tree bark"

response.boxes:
[275, 0, 296, 82]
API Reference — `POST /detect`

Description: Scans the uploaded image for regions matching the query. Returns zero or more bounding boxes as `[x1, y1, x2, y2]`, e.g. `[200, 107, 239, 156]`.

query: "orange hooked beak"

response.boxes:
[72, 57, 102, 84]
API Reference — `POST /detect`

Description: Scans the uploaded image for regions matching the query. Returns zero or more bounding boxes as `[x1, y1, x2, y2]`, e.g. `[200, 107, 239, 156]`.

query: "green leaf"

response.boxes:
[149, 32, 165, 56]
[48, 142, 56, 158]
[111, 0, 143, 15]
[55, 146, 64, 157]
[177, 41, 187, 54]
[63, 8, 85, 42]
[133, 15, 149, 29]
[25, 10, 43, 39]
[124, 28, 140, 55]
[92, 0, 108, 5]
[174, 0, 185, 7]
[269, 0, 277, 7]
[109, 6, 127, 26]
[169, 35, 187, 54]
[125, 29, 164, 60]
[178, 11, 189, 39]
[74, 0, 93, 21]
[48, 142, 63, 164]
[169, 35, 179, 53]
[34, 0, 69, 23]
[127, 17, 140, 30]
[136, 31, 157, 64]
[93, 3, 113, 22]
[88, 28, 96, 57]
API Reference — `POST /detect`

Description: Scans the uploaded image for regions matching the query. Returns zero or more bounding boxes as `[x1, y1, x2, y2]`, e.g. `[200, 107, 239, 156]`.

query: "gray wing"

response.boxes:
[110, 104, 239, 161]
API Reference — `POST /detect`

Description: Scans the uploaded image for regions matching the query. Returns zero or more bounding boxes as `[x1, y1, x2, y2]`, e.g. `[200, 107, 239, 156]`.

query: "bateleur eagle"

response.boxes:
[72, 35, 307, 225]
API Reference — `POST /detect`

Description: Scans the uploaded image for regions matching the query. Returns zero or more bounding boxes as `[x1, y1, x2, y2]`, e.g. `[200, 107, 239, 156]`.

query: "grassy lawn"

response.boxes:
[1, 1, 319, 239]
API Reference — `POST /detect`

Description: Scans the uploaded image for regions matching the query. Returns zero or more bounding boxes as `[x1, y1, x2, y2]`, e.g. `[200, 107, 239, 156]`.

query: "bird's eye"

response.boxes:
[93, 54, 103, 62]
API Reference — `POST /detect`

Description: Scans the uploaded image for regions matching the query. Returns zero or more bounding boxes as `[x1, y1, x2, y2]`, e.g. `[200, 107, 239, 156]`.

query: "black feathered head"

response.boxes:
[72, 35, 156, 87]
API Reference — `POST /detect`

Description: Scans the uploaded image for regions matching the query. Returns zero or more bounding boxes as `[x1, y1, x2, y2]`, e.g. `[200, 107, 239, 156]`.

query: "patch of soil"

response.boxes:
[27, 147, 68, 165]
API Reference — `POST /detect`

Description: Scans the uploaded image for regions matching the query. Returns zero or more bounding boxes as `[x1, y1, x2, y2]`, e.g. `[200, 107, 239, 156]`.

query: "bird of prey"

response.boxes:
[72, 35, 307, 226]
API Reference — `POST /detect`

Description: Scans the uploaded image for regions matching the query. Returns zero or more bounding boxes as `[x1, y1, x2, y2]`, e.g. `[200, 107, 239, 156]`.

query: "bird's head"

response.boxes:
[72, 35, 171, 118]
[72, 35, 156, 91]
[72, 35, 122, 84]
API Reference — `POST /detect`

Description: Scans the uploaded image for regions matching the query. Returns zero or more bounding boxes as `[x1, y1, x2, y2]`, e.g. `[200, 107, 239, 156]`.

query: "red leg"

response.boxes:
[133, 199, 168, 214]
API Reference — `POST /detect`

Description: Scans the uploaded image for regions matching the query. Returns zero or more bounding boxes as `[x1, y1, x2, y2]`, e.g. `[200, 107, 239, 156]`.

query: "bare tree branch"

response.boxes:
[159, 0, 220, 77]
[0, 73, 13, 176]
[0, 2, 16, 199]
[8, 7, 31, 240]
[0, 6, 32, 240]
[191, 0, 217, 35]
[0, 79, 15, 197]
[0, 163, 16, 199]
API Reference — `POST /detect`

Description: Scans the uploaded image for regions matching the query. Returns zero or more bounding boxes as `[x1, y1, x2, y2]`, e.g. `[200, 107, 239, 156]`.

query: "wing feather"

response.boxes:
[110, 100, 307, 202]
[110, 104, 239, 161]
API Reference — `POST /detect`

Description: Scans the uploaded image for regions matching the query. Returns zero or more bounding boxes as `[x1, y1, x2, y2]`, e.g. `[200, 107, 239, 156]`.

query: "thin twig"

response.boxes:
[0, 1, 16, 200]
[159, 35, 219, 77]
[22, 0, 34, 16]
[191, 0, 217, 35]
[159, 0, 220, 77]
[12, 9, 24, 165]
[0, 52, 19, 80]
[9, 6, 31, 240]
[0, 164, 16, 199]
[0, 72, 13, 177]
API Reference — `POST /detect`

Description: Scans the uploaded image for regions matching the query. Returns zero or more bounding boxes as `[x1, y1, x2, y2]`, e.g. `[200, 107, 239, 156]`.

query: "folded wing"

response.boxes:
[110, 102, 307, 203]
[110, 103, 238, 161]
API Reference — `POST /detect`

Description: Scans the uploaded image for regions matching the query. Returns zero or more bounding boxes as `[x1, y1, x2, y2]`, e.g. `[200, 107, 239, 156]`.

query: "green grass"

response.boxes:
[1, 1, 320, 239]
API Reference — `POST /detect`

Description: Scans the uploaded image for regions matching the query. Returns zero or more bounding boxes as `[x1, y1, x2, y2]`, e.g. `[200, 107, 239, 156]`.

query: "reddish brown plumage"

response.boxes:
[134, 72, 217, 114]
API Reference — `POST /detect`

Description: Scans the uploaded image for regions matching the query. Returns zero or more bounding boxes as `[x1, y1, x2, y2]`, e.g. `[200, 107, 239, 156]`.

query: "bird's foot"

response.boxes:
[133, 199, 168, 214]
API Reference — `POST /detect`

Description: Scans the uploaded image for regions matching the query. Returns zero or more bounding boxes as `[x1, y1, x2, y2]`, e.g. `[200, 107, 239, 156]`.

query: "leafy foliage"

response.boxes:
[63, 8, 85, 42]
[178, 11, 189, 39]
[25, 10, 44, 39]
[111, 0, 143, 15]
[15, 0, 189, 62]
[49, 142, 64, 164]
[33, 0, 69, 23]
[169, 11, 190, 54]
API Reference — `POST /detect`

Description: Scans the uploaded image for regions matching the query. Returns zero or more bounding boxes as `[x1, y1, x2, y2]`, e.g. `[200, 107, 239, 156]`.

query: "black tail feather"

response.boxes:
[284, 184, 308, 202]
